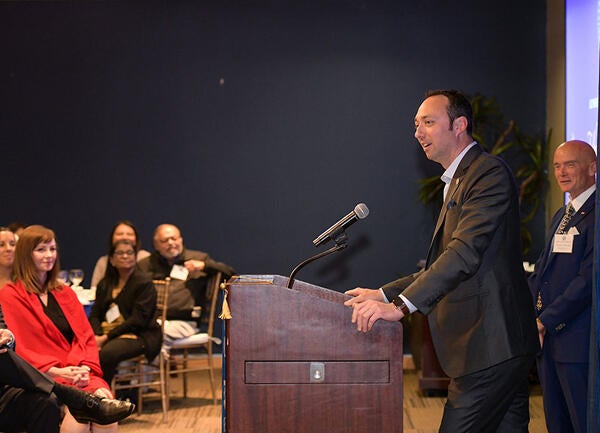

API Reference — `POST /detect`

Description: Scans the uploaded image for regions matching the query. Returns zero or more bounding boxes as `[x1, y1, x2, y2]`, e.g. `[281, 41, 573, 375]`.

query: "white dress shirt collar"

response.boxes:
[441, 141, 477, 200]
[568, 184, 596, 212]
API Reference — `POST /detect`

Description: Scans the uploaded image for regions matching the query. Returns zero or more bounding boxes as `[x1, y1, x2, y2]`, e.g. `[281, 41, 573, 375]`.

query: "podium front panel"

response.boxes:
[224, 275, 403, 433]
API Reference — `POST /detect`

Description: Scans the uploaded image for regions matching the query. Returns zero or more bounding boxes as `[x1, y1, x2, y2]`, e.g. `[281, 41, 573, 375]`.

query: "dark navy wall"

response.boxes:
[0, 1, 546, 292]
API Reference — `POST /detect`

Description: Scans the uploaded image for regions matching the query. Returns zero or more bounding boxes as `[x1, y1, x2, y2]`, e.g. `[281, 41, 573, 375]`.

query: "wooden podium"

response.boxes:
[223, 275, 403, 433]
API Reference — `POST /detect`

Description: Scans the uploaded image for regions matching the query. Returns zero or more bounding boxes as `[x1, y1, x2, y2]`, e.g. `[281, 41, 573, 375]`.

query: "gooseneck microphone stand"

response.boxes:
[287, 230, 348, 289]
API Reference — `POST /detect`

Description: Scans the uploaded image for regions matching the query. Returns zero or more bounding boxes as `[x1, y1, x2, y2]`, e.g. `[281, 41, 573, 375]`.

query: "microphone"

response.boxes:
[312, 203, 369, 247]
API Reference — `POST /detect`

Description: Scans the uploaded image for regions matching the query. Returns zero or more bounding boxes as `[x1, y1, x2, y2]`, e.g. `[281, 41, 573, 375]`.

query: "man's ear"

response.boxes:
[453, 116, 468, 136]
[588, 160, 597, 176]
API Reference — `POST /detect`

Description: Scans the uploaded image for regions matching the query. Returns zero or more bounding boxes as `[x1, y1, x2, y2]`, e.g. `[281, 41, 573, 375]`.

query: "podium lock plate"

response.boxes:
[310, 362, 325, 383]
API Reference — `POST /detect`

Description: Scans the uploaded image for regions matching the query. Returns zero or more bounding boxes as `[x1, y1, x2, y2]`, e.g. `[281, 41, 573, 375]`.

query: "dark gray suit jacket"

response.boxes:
[383, 144, 539, 378]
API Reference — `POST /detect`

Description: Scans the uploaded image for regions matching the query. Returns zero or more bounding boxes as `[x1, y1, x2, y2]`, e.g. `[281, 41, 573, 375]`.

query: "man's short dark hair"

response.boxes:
[426, 89, 473, 136]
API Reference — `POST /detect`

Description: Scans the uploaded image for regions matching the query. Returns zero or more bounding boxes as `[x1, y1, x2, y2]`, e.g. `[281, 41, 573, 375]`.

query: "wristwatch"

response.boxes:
[392, 297, 410, 316]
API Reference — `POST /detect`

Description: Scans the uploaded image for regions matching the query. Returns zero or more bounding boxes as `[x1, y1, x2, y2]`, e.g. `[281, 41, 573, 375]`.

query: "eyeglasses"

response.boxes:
[114, 250, 135, 257]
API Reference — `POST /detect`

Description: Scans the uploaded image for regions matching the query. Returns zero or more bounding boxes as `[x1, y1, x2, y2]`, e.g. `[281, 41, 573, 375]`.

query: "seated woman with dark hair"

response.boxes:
[0, 227, 16, 288]
[89, 239, 162, 384]
[7, 221, 26, 238]
[90, 221, 150, 288]
[0, 225, 124, 433]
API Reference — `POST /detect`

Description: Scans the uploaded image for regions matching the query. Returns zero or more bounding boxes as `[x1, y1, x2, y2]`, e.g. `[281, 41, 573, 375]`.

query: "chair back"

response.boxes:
[205, 272, 223, 342]
[165, 271, 224, 405]
[109, 277, 171, 423]
[153, 277, 171, 330]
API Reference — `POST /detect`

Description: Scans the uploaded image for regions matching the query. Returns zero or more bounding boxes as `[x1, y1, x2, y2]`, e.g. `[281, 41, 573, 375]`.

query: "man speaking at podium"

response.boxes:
[345, 89, 539, 433]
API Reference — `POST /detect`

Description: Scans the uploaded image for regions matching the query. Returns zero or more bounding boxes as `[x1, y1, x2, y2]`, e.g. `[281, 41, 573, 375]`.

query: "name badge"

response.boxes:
[170, 264, 189, 281]
[552, 234, 574, 254]
[567, 226, 579, 235]
[106, 304, 120, 323]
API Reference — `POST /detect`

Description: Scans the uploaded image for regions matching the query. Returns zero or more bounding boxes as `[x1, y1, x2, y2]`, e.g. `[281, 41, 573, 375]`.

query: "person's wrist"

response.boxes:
[0, 330, 14, 348]
[392, 297, 410, 317]
[536, 317, 545, 331]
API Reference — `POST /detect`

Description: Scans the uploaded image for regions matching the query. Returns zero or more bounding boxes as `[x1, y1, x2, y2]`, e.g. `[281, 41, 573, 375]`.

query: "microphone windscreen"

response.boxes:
[354, 203, 369, 219]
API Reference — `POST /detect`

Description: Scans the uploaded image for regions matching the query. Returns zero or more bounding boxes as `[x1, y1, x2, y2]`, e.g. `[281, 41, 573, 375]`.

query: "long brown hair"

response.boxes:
[13, 225, 62, 294]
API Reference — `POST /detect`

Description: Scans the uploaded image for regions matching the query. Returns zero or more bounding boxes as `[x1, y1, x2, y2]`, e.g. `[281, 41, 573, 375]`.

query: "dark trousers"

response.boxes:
[0, 351, 60, 433]
[537, 353, 588, 433]
[439, 354, 535, 433]
[100, 336, 146, 384]
[0, 350, 54, 393]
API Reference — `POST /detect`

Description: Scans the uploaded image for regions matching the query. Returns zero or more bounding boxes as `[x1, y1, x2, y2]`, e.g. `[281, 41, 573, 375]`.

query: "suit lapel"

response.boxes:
[541, 207, 566, 272]
[568, 193, 595, 228]
[542, 192, 596, 273]
[426, 145, 482, 266]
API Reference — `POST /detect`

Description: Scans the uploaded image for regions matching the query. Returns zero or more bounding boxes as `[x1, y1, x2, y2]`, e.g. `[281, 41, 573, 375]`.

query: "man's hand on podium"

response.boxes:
[344, 287, 403, 332]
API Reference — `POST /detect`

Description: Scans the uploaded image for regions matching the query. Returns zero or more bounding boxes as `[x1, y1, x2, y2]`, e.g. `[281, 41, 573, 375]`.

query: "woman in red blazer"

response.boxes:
[0, 225, 119, 433]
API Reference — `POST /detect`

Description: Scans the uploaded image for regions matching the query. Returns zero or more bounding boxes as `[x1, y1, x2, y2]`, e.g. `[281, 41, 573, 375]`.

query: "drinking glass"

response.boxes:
[68, 269, 85, 288]
[58, 270, 69, 285]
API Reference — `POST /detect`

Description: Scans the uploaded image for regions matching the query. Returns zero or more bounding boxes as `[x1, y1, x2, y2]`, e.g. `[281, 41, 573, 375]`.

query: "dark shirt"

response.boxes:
[137, 248, 234, 322]
[88, 269, 162, 361]
[39, 293, 74, 344]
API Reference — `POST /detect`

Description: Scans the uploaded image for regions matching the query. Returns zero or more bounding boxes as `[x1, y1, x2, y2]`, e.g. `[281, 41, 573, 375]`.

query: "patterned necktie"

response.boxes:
[536, 203, 577, 311]
[556, 203, 575, 234]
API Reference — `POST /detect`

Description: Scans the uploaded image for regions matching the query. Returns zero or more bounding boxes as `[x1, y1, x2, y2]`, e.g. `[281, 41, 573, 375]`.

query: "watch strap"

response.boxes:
[392, 297, 410, 316]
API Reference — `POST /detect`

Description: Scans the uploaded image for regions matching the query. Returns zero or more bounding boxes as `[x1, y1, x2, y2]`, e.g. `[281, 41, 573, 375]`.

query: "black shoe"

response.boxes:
[69, 394, 135, 425]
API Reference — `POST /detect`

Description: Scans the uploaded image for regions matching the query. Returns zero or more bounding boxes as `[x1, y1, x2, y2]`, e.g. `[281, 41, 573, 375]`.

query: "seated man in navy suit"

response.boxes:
[0, 305, 135, 433]
[528, 139, 596, 433]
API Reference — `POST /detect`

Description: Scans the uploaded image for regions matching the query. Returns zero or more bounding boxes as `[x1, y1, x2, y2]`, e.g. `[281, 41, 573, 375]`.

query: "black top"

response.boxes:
[88, 269, 162, 361]
[40, 292, 74, 344]
[137, 248, 234, 321]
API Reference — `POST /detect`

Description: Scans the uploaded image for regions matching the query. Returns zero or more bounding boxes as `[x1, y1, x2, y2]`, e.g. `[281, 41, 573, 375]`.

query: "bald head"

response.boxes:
[153, 224, 184, 260]
[553, 140, 597, 199]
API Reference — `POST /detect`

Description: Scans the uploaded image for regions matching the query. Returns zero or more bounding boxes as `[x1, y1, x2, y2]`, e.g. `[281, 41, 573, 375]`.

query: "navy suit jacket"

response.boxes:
[528, 191, 595, 363]
[382, 144, 539, 378]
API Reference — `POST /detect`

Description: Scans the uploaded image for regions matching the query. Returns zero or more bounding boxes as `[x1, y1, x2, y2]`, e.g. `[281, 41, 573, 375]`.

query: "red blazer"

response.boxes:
[0, 280, 108, 392]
